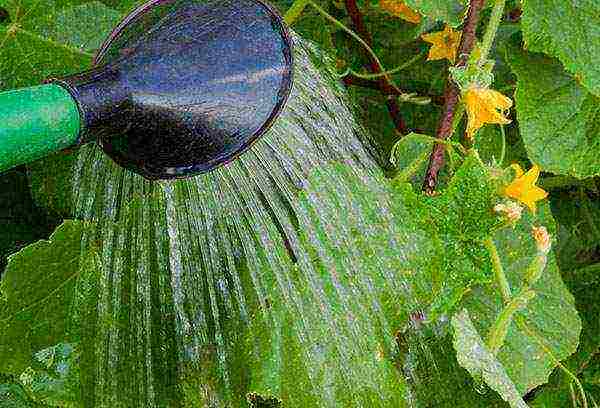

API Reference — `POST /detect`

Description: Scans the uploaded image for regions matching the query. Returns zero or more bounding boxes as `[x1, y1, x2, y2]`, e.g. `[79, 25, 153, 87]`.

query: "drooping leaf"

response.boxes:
[521, 0, 600, 96]
[452, 309, 528, 408]
[528, 262, 600, 407]
[402, 327, 510, 407]
[509, 47, 600, 178]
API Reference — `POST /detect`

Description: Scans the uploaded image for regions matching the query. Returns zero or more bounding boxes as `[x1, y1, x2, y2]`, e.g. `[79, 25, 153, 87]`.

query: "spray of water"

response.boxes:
[71, 37, 432, 407]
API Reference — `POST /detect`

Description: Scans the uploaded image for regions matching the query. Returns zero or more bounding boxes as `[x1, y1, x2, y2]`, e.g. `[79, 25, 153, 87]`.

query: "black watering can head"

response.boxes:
[55, 0, 293, 180]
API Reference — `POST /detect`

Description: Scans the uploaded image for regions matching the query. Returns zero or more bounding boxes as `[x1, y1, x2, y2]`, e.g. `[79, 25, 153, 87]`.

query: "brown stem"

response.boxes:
[344, 0, 408, 135]
[342, 74, 386, 92]
[422, 0, 485, 194]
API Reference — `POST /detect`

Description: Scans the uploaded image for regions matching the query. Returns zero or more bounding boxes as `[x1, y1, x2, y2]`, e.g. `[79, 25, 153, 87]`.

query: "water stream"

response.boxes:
[70, 36, 434, 407]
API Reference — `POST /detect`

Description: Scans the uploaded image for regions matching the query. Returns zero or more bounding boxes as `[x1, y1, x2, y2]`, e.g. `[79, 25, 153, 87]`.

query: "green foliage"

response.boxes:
[509, 46, 600, 178]
[462, 202, 581, 394]
[521, 0, 600, 96]
[0, 0, 598, 406]
[404, 0, 466, 27]
[410, 153, 497, 317]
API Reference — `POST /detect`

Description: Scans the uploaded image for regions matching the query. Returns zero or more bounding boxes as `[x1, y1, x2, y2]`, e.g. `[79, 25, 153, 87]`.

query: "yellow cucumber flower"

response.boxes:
[422, 25, 461, 63]
[464, 85, 513, 138]
[380, 0, 421, 24]
[504, 164, 548, 213]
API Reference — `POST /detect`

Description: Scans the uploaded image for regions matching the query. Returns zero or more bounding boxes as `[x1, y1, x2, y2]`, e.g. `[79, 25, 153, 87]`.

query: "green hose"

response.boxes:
[0, 84, 81, 172]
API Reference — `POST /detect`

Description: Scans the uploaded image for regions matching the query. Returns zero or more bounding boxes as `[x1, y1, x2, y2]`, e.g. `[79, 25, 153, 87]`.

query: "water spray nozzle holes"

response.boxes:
[0, 8, 10, 25]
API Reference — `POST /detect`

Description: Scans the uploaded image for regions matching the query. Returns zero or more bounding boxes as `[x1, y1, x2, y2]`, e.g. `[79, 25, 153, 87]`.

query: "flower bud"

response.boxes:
[532, 226, 551, 254]
[494, 201, 523, 223]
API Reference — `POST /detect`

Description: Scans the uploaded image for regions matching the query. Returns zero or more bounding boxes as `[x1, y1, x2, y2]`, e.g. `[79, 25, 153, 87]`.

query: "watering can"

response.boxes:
[0, 0, 293, 179]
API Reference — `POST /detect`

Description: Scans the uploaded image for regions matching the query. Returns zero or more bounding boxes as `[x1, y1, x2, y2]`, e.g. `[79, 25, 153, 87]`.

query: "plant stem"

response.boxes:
[479, 0, 506, 62]
[342, 0, 408, 135]
[483, 237, 512, 303]
[498, 125, 506, 166]
[487, 289, 535, 355]
[345, 51, 426, 79]
[308, 1, 396, 92]
[341, 75, 445, 105]
[422, 0, 485, 194]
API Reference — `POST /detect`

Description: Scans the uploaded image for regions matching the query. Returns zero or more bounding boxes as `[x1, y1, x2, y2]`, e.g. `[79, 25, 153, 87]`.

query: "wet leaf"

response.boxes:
[452, 309, 528, 408]
[18, 343, 81, 407]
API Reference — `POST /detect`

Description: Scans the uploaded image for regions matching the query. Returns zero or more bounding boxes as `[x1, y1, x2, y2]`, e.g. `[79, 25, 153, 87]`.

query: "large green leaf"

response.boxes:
[521, 0, 600, 96]
[0, 221, 92, 374]
[0, 1, 122, 90]
[509, 47, 600, 178]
